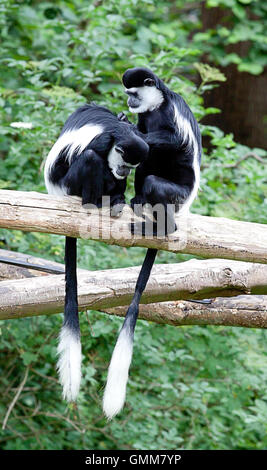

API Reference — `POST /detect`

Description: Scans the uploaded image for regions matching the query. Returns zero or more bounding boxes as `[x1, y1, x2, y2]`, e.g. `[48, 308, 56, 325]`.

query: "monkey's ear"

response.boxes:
[144, 78, 155, 87]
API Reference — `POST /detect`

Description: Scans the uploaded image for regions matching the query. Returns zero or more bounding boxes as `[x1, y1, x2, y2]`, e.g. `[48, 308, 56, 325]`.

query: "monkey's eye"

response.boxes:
[144, 78, 155, 87]
[115, 147, 124, 155]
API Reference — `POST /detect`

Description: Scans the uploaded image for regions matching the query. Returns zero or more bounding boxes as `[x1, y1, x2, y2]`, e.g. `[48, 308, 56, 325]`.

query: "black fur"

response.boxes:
[44, 104, 149, 402]
[48, 104, 148, 206]
[103, 68, 202, 417]
[122, 67, 201, 231]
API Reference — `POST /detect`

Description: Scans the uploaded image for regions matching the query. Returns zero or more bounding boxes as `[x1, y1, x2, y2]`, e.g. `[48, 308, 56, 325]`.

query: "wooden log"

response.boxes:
[103, 295, 267, 329]
[0, 262, 39, 281]
[0, 258, 267, 320]
[0, 190, 266, 263]
[1, 249, 266, 328]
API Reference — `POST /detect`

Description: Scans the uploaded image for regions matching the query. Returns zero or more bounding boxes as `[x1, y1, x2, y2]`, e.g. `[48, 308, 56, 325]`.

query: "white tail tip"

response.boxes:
[57, 325, 82, 402]
[103, 326, 133, 420]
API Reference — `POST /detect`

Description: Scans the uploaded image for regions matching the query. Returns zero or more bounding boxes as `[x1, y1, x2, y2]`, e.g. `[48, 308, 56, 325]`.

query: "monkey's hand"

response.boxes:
[117, 112, 131, 124]
[110, 194, 127, 217]
[130, 195, 146, 218]
[110, 202, 126, 218]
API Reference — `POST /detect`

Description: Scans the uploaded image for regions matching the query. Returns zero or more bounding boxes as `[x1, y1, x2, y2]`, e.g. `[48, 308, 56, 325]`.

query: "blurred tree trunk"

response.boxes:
[201, 6, 267, 149]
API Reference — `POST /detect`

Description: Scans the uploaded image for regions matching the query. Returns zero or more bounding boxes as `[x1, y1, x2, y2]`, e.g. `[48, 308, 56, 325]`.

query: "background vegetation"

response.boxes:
[0, 0, 266, 450]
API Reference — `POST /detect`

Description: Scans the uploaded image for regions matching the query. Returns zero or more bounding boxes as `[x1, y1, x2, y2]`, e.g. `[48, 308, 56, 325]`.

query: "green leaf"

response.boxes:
[21, 351, 36, 365]
[238, 63, 264, 75]
[194, 63, 227, 84]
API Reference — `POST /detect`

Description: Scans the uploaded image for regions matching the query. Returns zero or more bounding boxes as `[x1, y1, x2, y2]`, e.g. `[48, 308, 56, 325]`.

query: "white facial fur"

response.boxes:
[107, 146, 139, 180]
[126, 86, 164, 113]
[107, 146, 126, 179]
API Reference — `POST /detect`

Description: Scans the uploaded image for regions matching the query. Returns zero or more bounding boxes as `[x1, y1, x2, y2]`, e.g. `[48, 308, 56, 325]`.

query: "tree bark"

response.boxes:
[0, 258, 267, 320]
[0, 190, 266, 263]
[103, 295, 267, 329]
[102, 295, 267, 328]
[1, 249, 266, 328]
[201, 5, 267, 149]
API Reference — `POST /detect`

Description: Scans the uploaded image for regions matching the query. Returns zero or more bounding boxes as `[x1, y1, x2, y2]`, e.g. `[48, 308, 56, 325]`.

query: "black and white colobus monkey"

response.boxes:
[44, 104, 149, 403]
[103, 68, 201, 419]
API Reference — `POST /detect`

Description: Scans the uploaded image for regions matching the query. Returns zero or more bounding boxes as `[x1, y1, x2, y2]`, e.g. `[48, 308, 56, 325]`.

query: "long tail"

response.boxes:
[57, 236, 81, 402]
[103, 248, 157, 419]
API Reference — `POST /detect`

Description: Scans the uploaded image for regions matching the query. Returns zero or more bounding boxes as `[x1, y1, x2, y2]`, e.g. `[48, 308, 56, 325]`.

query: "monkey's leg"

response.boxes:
[130, 175, 190, 236]
[130, 207, 176, 237]
[130, 162, 149, 218]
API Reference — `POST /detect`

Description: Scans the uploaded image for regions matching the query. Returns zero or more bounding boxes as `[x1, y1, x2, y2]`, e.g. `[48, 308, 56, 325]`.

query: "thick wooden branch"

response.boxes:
[1, 250, 266, 328]
[0, 258, 267, 320]
[103, 295, 267, 329]
[0, 190, 266, 263]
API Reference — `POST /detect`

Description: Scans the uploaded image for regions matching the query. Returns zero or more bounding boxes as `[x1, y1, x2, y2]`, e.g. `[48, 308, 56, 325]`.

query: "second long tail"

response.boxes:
[103, 248, 158, 419]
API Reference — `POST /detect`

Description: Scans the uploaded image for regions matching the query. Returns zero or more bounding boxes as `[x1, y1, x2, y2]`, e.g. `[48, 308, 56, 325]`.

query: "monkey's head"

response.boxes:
[122, 67, 164, 114]
[108, 133, 149, 180]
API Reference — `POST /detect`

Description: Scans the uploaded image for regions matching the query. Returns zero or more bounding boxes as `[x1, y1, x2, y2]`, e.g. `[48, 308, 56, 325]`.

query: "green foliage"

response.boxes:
[195, 0, 267, 75]
[0, 0, 266, 450]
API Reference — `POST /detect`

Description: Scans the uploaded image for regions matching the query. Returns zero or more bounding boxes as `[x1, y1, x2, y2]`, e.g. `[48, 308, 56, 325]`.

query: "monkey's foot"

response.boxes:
[82, 198, 103, 208]
[130, 219, 177, 237]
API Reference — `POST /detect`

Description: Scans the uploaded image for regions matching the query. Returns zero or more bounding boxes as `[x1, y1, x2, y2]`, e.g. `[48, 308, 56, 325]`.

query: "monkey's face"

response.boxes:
[108, 136, 148, 180]
[122, 67, 164, 114]
[107, 146, 139, 180]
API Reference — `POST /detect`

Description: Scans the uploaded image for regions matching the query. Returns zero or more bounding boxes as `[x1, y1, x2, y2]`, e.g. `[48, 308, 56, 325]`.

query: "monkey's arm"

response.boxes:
[117, 112, 146, 139]
[109, 178, 127, 217]
[144, 130, 182, 150]
[133, 162, 149, 196]
[130, 162, 150, 215]
[64, 149, 104, 206]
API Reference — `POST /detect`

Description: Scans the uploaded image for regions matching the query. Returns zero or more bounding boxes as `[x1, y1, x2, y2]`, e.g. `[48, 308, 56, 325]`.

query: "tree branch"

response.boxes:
[225, 152, 266, 168]
[0, 190, 266, 263]
[103, 295, 267, 329]
[1, 249, 266, 328]
[0, 258, 266, 321]
[2, 366, 30, 430]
